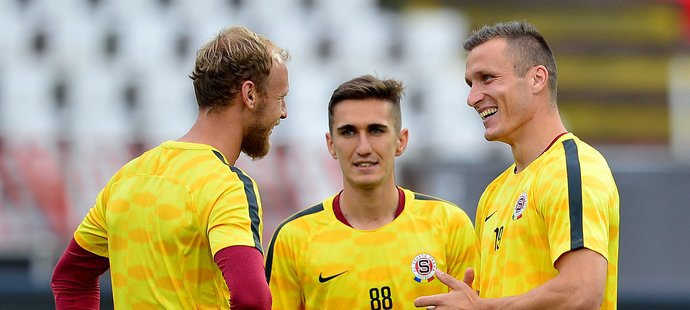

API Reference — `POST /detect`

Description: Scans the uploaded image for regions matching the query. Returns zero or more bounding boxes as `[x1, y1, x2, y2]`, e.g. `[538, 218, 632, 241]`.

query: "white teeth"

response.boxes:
[480, 108, 498, 119]
[356, 163, 374, 167]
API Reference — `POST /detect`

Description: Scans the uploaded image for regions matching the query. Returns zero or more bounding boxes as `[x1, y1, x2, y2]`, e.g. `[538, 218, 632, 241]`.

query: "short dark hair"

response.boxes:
[328, 75, 405, 132]
[464, 21, 558, 102]
[190, 26, 290, 110]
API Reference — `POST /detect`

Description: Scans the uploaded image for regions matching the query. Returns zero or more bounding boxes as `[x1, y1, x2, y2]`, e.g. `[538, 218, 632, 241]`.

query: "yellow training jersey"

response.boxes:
[475, 133, 619, 309]
[266, 187, 479, 310]
[74, 140, 263, 309]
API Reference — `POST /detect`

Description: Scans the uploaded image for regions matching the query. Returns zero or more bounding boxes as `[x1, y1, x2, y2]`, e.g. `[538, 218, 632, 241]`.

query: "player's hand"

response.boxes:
[413, 268, 480, 310]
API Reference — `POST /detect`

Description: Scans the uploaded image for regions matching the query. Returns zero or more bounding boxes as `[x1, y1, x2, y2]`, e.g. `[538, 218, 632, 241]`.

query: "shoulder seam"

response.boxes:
[211, 149, 263, 252]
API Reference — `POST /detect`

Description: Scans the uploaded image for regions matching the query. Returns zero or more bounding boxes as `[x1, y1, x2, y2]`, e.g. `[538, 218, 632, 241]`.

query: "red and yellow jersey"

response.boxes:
[266, 187, 479, 310]
[74, 140, 263, 309]
[475, 133, 619, 309]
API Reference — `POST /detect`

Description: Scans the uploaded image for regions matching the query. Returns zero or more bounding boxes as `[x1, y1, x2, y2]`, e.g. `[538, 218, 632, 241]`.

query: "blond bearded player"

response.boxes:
[51, 26, 290, 309]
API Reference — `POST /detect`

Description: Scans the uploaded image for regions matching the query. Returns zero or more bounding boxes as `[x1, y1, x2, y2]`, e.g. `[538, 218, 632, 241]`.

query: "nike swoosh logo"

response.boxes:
[318, 270, 348, 283]
[484, 211, 497, 222]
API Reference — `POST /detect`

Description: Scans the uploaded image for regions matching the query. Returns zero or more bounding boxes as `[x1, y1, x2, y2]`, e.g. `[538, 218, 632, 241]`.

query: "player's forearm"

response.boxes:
[478, 280, 602, 310]
[479, 250, 606, 310]
[51, 238, 109, 309]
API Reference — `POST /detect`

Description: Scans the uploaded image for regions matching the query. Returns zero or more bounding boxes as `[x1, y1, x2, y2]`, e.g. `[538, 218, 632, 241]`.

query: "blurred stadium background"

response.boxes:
[1, 0, 689, 308]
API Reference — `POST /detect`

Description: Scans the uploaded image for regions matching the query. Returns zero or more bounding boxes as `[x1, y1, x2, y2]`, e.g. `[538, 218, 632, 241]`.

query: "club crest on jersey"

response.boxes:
[411, 253, 436, 283]
[513, 192, 527, 220]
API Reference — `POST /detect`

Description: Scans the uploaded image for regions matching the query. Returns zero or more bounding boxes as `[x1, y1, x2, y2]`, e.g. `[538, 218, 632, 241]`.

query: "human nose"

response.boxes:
[280, 100, 287, 119]
[356, 133, 372, 155]
[467, 84, 483, 108]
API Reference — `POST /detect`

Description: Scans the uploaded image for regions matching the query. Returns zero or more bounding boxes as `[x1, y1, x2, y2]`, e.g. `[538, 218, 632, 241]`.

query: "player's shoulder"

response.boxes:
[405, 188, 455, 206]
[129, 141, 236, 174]
[543, 134, 612, 172]
[286, 203, 327, 224]
[201, 148, 258, 185]
[108, 144, 163, 182]
[403, 189, 474, 232]
[403, 188, 468, 215]
[273, 203, 329, 237]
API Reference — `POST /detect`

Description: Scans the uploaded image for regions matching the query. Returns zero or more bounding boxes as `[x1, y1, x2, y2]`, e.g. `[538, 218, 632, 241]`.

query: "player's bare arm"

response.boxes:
[414, 248, 607, 310]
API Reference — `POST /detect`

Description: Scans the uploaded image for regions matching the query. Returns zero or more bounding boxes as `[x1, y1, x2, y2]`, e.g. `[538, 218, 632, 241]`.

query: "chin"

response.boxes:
[242, 143, 270, 160]
[348, 176, 384, 189]
[242, 129, 272, 159]
[483, 129, 501, 142]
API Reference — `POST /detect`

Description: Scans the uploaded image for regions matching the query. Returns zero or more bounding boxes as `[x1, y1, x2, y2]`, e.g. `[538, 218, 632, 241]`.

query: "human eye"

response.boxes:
[369, 126, 386, 135]
[338, 127, 355, 136]
[482, 74, 495, 83]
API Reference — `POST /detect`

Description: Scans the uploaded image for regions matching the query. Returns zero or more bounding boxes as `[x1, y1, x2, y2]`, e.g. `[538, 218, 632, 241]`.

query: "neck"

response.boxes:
[178, 106, 244, 165]
[339, 184, 400, 230]
[510, 110, 567, 173]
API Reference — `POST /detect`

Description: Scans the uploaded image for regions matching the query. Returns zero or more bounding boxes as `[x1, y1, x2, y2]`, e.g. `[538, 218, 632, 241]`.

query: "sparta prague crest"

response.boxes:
[513, 192, 528, 220]
[411, 253, 437, 283]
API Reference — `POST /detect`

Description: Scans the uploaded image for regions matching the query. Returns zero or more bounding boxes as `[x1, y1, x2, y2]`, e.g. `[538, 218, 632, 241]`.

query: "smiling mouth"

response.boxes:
[480, 108, 498, 120]
[355, 162, 376, 167]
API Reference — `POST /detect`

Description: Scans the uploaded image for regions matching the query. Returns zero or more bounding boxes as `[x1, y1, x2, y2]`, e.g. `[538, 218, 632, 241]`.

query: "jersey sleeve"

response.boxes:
[537, 149, 617, 265]
[444, 205, 480, 291]
[265, 223, 303, 310]
[576, 154, 618, 261]
[207, 179, 262, 256]
[51, 238, 110, 308]
[214, 246, 271, 309]
[74, 188, 110, 257]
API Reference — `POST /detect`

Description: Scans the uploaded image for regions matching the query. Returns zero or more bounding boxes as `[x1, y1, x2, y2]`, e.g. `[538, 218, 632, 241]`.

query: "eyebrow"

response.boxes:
[335, 123, 388, 132]
[368, 123, 388, 131]
[335, 124, 356, 132]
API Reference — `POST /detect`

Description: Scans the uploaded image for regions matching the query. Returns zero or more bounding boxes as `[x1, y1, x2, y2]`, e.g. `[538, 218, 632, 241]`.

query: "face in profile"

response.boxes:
[465, 38, 536, 144]
[241, 60, 289, 159]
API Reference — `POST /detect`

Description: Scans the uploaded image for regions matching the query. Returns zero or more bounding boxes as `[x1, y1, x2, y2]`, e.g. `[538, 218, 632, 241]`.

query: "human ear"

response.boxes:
[532, 65, 548, 94]
[395, 129, 409, 156]
[241, 80, 256, 109]
[326, 132, 337, 159]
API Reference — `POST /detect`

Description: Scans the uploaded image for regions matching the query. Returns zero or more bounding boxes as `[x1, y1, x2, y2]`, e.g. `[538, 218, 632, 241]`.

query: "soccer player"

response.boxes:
[414, 21, 620, 309]
[50, 26, 290, 309]
[265, 75, 479, 309]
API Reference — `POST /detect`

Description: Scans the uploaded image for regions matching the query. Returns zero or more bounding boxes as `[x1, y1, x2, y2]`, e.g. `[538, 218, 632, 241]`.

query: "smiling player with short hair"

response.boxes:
[414, 21, 620, 310]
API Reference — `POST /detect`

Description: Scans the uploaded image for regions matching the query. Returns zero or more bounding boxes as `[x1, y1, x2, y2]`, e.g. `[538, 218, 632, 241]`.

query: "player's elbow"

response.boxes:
[555, 274, 605, 309]
[50, 267, 67, 293]
[563, 283, 604, 310]
[50, 258, 77, 294]
[568, 294, 603, 310]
